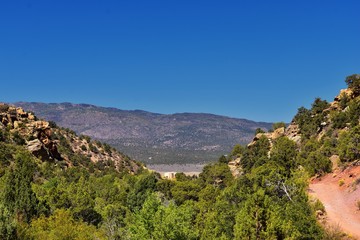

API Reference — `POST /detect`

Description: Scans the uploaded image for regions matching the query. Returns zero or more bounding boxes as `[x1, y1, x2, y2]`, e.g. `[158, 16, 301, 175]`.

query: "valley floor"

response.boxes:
[146, 163, 204, 176]
[309, 166, 360, 239]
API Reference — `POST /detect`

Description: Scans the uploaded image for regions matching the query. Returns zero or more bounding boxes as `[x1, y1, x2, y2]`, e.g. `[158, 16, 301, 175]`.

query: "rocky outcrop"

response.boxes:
[228, 157, 242, 177]
[248, 127, 286, 148]
[334, 88, 354, 102]
[329, 88, 354, 111]
[0, 103, 61, 161]
[27, 139, 51, 160]
[285, 123, 301, 144]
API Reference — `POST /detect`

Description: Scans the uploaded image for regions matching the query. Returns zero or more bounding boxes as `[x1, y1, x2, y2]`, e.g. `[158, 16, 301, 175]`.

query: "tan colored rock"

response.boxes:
[13, 121, 20, 129]
[329, 88, 354, 111]
[248, 132, 271, 147]
[27, 139, 43, 152]
[33, 121, 49, 130]
[8, 107, 16, 112]
[228, 160, 237, 166]
[272, 127, 285, 139]
[285, 123, 301, 144]
[334, 88, 353, 101]
[329, 155, 340, 170]
[28, 113, 35, 120]
[16, 107, 27, 117]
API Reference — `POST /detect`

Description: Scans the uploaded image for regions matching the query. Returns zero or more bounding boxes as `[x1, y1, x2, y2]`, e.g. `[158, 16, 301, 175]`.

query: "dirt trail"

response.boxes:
[309, 166, 360, 239]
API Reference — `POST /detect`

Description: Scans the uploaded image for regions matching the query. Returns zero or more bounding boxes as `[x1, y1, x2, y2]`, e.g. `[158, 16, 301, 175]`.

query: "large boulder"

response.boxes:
[272, 127, 285, 139]
[27, 139, 49, 160]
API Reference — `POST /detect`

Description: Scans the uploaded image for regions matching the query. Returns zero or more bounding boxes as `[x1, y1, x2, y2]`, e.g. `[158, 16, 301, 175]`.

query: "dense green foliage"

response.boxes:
[0, 122, 325, 240]
[293, 73, 360, 166]
[293, 98, 330, 139]
[3, 74, 360, 239]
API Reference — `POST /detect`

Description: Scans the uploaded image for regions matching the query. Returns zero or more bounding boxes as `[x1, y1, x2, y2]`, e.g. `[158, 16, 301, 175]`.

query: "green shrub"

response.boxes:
[0, 104, 9, 112]
[302, 151, 332, 176]
[338, 179, 345, 186]
[331, 111, 348, 129]
[12, 131, 25, 145]
[321, 137, 337, 157]
[231, 144, 244, 157]
[0, 129, 5, 142]
[84, 135, 91, 143]
[89, 144, 98, 153]
[337, 126, 360, 162]
[294, 98, 329, 140]
[255, 128, 265, 134]
[347, 99, 360, 127]
[312, 199, 325, 212]
[48, 121, 57, 128]
[339, 92, 350, 109]
[345, 74, 360, 96]
[103, 143, 112, 155]
[272, 122, 286, 131]
[311, 98, 330, 114]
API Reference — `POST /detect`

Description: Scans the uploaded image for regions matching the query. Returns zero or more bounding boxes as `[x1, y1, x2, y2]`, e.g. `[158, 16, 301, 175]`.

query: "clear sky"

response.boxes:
[0, 0, 359, 122]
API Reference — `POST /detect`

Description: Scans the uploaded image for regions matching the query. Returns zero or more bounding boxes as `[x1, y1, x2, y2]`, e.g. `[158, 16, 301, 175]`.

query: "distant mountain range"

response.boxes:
[15, 102, 272, 164]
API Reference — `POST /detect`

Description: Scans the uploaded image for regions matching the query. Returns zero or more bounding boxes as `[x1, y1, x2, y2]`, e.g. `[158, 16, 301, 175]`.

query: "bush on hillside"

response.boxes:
[331, 111, 348, 129]
[272, 122, 286, 131]
[345, 74, 360, 96]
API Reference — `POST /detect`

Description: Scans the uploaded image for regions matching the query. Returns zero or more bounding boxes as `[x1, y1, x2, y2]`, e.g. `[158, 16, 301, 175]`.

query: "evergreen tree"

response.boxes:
[3, 151, 38, 223]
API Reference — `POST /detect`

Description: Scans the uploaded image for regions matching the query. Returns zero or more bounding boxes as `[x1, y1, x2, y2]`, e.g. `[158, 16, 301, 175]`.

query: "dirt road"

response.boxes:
[309, 167, 360, 239]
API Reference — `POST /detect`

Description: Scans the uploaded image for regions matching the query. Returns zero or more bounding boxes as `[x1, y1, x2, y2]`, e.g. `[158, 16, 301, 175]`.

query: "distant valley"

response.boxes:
[15, 102, 272, 164]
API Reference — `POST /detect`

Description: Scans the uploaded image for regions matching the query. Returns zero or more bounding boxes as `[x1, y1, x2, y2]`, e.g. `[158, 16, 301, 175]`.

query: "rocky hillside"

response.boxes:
[229, 74, 360, 176]
[0, 103, 142, 174]
[14, 102, 272, 164]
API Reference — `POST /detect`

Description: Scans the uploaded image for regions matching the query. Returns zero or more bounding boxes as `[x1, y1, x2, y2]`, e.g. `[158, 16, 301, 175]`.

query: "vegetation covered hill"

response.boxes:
[14, 102, 272, 164]
[0, 104, 141, 174]
[1, 74, 360, 239]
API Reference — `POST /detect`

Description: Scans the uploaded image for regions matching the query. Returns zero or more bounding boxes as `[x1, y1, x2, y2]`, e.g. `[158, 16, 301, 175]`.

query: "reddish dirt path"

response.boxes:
[309, 166, 360, 239]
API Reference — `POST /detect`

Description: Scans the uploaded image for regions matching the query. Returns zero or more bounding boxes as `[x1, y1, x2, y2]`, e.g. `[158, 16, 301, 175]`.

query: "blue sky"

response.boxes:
[0, 0, 359, 122]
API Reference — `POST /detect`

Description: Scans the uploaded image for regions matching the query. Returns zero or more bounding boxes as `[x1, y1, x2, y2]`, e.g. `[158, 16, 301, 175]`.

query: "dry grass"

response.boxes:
[323, 224, 353, 240]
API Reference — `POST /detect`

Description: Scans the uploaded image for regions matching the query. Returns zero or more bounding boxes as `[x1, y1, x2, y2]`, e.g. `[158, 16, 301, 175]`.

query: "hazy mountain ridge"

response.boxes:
[15, 102, 272, 164]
